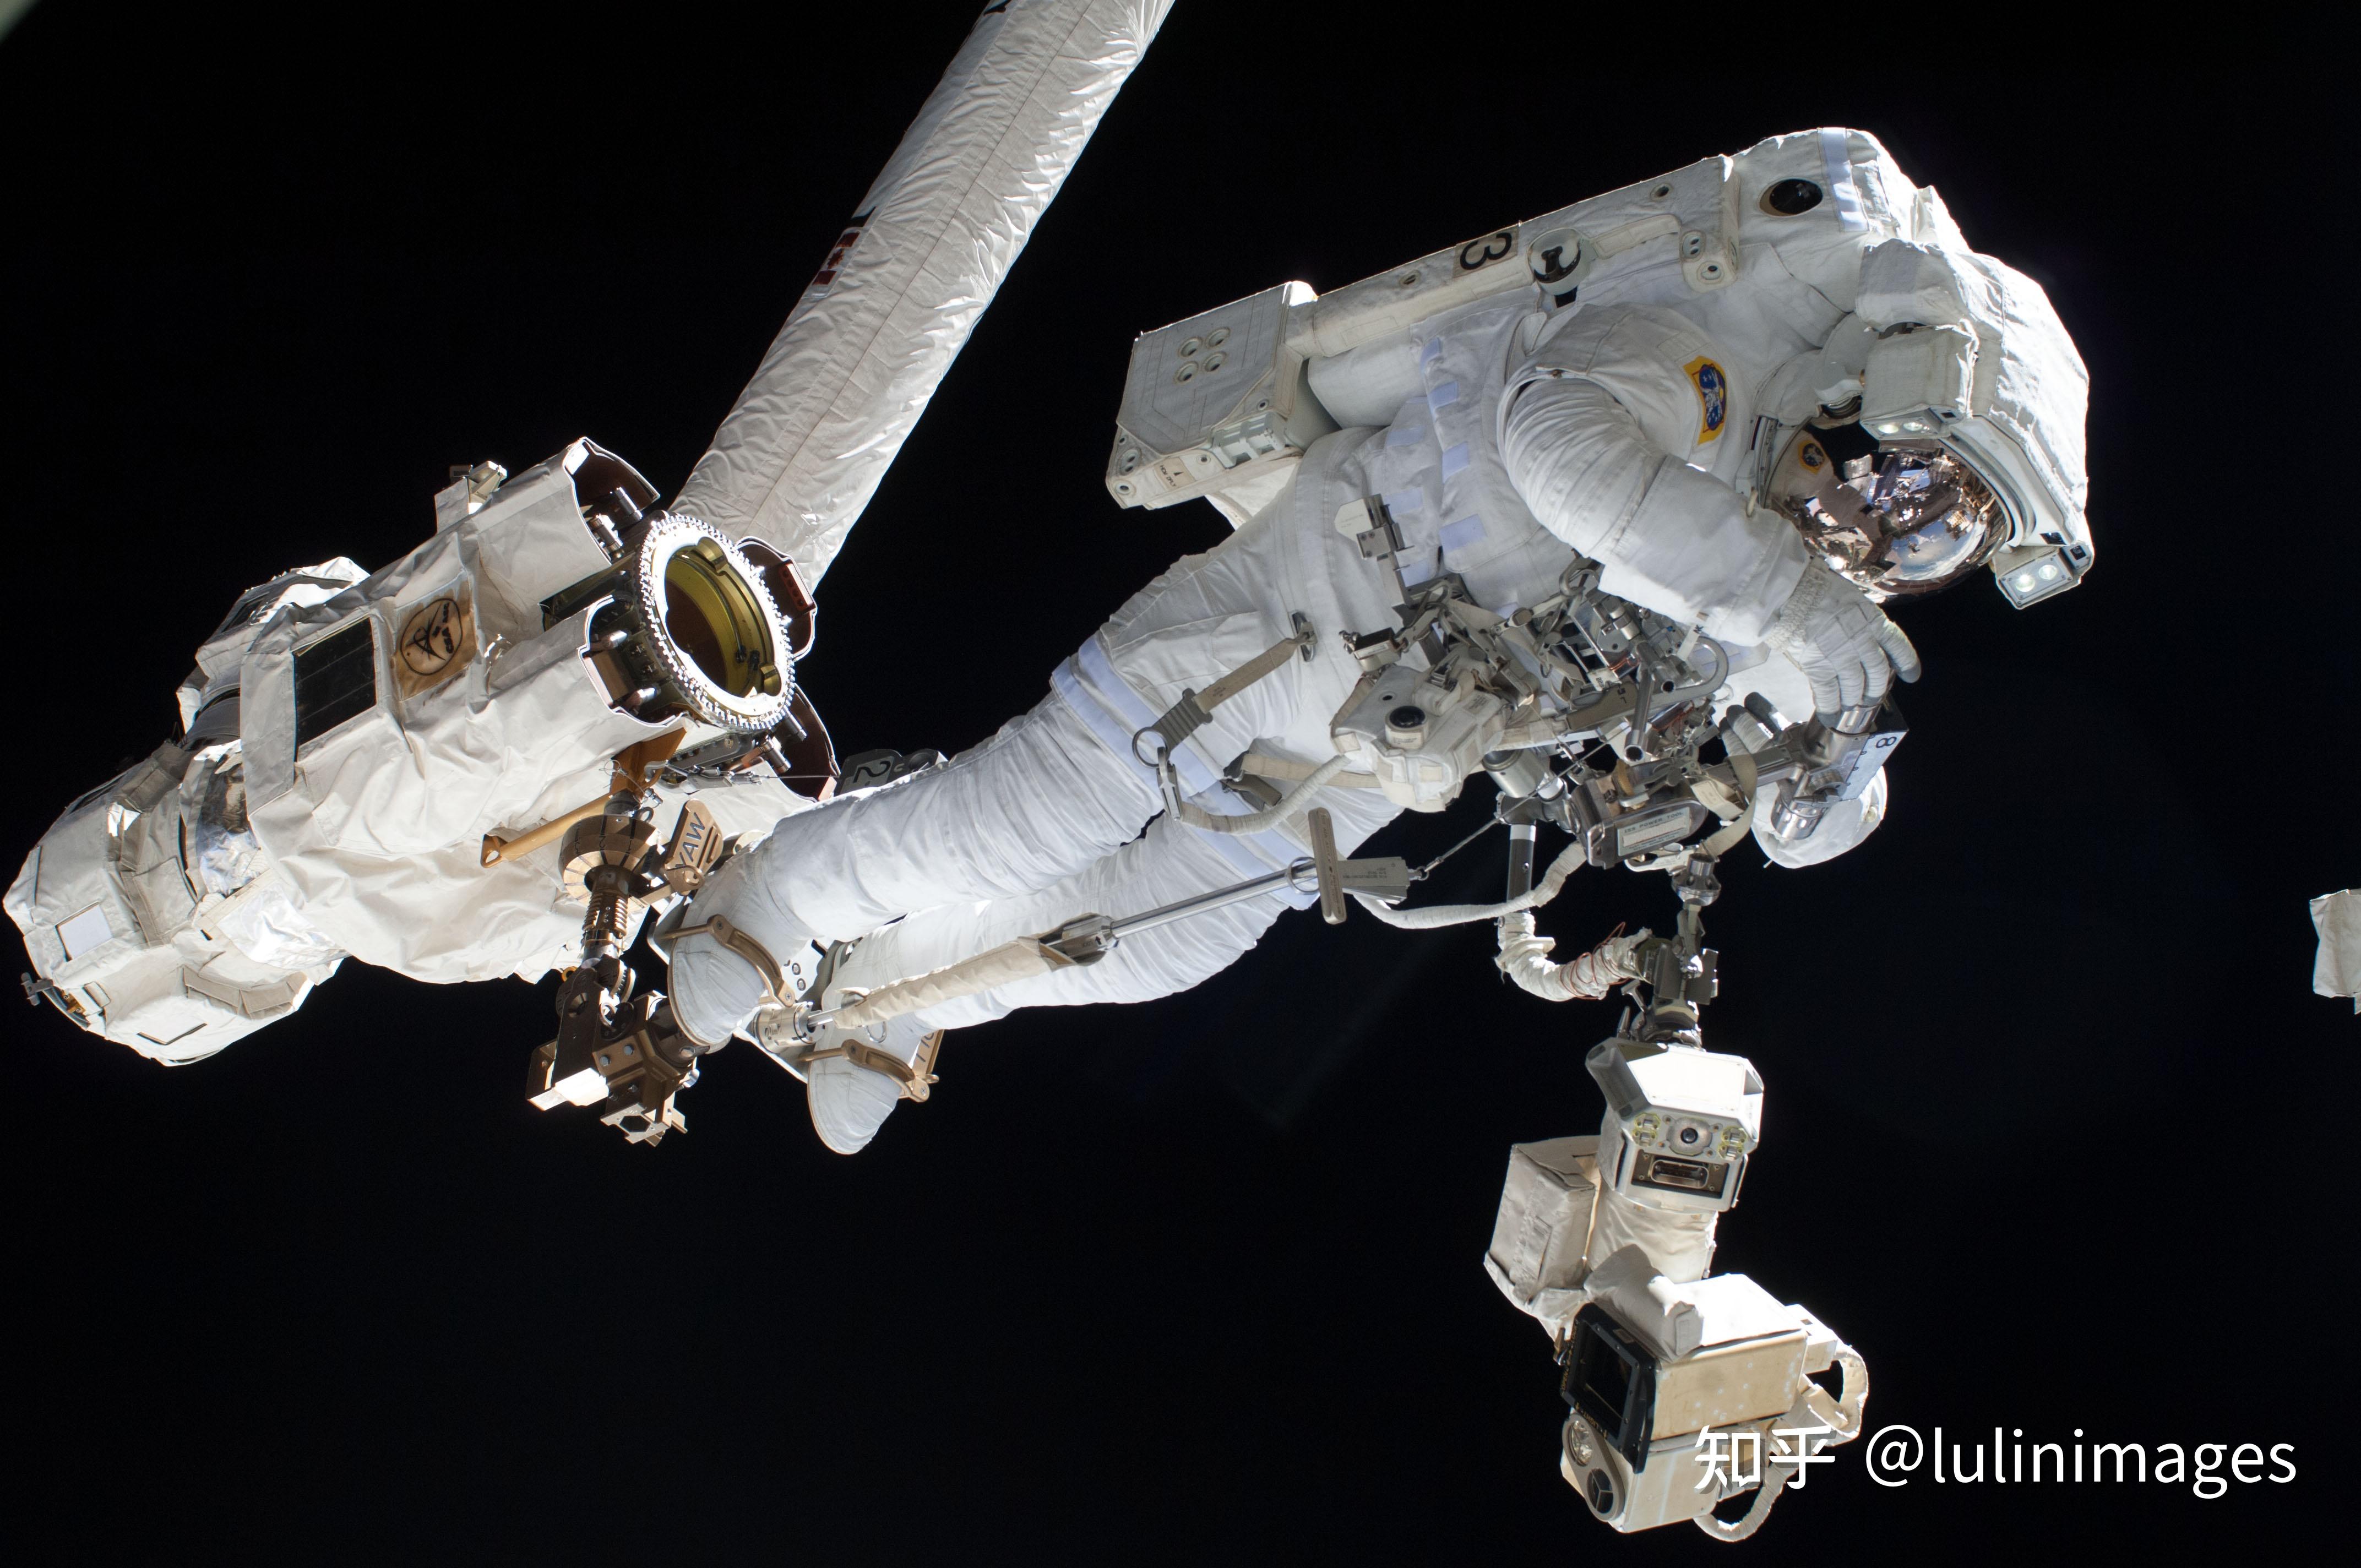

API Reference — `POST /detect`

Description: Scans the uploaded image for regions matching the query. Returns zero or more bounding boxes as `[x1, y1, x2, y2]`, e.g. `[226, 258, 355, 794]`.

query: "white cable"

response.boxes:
[1691, 1468, 1790, 1543]
[1346, 842, 1587, 929]
[1495, 914, 1649, 1001]
[1159, 750, 1353, 836]
[1692, 1351, 1867, 1543]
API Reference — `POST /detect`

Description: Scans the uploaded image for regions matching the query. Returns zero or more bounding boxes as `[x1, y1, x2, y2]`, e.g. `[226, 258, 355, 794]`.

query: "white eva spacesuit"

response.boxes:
[670, 127, 2092, 1152]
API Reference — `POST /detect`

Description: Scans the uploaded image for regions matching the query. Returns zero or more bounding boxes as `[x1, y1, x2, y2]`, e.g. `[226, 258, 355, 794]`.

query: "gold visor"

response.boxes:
[1766, 427, 2006, 601]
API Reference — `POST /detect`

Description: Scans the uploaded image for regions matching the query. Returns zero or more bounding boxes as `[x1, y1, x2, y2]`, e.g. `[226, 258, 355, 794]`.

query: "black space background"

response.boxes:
[1, 3, 2349, 1562]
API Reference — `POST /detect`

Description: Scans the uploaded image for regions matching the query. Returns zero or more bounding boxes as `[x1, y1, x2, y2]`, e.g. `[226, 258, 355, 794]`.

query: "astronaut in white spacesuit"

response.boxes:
[668, 127, 2092, 1153]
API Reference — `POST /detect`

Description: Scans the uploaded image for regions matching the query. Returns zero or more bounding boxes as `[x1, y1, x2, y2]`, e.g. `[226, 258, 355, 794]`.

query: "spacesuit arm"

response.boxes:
[1498, 309, 1807, 645]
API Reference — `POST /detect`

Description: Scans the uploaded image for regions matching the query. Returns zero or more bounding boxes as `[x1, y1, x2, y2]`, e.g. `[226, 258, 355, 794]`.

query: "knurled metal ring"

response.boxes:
[630, 514, 796, 734]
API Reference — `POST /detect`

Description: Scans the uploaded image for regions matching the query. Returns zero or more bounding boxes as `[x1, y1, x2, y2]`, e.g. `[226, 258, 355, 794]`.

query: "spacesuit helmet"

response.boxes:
[1762, 413, 2005, 603]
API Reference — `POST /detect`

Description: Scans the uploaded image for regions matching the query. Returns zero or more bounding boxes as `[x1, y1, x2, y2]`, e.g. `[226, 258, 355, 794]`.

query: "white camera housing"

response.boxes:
[1329, 663, 1506, 814]
[1587, 1039, 1763, 1215]
[1558, 1279, 1853, 1533]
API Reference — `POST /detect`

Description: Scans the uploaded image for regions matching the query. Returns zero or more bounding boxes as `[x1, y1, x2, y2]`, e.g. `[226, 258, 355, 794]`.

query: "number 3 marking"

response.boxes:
[1457, 229, 1516, 271]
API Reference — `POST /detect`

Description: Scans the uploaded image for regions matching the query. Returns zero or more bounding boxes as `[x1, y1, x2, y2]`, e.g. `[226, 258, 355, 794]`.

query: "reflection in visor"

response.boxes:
[1771, 432, 2005, 601]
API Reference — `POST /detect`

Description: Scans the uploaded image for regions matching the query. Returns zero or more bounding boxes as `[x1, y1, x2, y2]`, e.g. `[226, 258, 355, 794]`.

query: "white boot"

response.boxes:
[661, 852, 819, 1046]
[806, 1014, 944, 1154]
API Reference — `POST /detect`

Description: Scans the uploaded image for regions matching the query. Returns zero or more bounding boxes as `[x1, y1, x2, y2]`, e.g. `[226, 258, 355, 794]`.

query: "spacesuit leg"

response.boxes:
[667, 691, 1166, 1040]
[670, 493, 1368, 1043]
[797, 781, 1399, 1150]
[844, 782, 1399, 1026]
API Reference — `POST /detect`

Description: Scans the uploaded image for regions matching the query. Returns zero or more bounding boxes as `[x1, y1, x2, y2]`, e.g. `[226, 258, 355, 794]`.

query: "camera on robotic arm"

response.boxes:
[1462, 831, 1869, 1542]
[1469, 872, 1871, 1546]
[1482, 971, 1871, 1540]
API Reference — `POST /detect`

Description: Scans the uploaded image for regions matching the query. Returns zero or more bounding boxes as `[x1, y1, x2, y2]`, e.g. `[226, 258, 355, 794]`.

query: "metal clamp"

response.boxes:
[802, 1029, 946, 1103]
[1130, 613, 1318, 769]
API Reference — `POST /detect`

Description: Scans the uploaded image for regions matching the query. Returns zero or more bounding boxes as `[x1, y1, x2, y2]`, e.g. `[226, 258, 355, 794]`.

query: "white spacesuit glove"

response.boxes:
[1760, 559, 1922, 717]
[1755, 771, 1887, 869]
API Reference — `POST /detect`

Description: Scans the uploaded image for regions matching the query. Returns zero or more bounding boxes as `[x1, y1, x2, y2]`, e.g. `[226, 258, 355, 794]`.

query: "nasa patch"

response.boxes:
[1685, 356, 1728, 444]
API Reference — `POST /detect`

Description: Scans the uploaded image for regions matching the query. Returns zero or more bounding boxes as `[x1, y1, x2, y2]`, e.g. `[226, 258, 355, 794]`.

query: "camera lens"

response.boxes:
[1585, 1471, 1615, 1516]
[1563, 1417, 1597, 1468]
[1761, 178, 1823, 216]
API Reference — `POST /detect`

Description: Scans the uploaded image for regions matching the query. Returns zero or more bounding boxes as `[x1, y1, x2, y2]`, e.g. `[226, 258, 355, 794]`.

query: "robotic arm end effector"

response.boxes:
[525, 794, 739, 1146]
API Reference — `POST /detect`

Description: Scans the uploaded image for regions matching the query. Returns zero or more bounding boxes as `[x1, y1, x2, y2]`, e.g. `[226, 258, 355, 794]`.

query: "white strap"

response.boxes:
[1698, 747, 1760, 858]
[1160, 750, 1352, 836]
[830, 937, 1077, 1030]
[1237, 750, 1381, 789]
